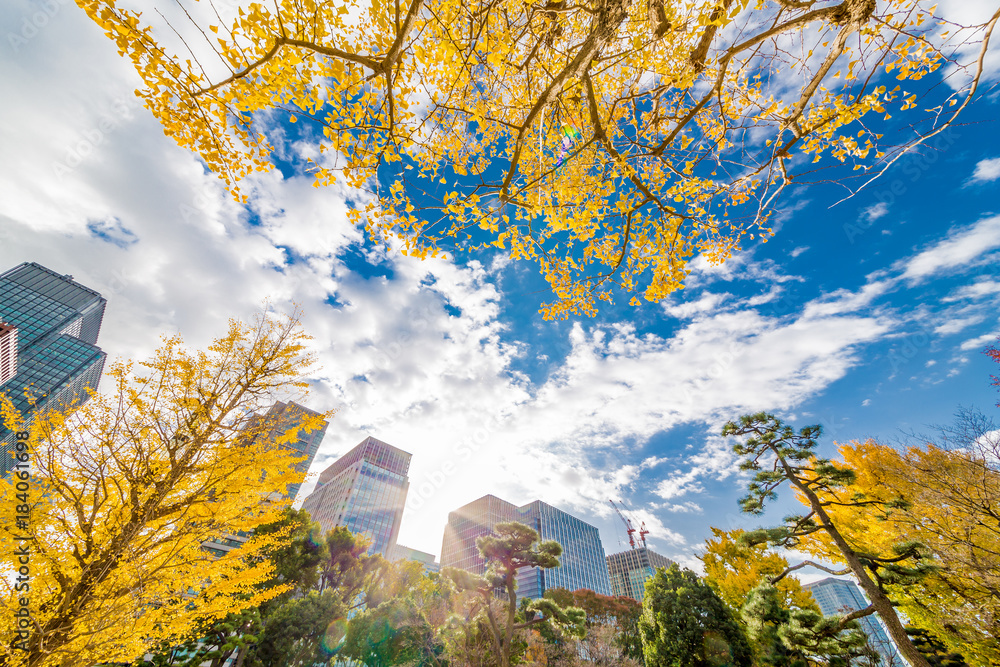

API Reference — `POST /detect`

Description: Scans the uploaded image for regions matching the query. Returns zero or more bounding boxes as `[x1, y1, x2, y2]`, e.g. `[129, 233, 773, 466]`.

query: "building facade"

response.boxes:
[804, 578, 905, 667]
[441, 494, 612, 599]
[0, 322, 17, 386]
[301, 436, 410, 557]
[606, 546, 674, 601]
[250, 400, 328, 502]
[390, 544, 440, 573]
[0, 262, 107, 474]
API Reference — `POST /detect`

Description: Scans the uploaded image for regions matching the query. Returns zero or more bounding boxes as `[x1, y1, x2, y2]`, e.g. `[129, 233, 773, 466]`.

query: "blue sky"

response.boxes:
[1, 0, 999, 574]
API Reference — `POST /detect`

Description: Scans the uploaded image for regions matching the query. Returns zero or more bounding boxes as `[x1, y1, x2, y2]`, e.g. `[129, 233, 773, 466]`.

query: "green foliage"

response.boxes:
[341, 598, 442, 667]
[443, 521, 584, 667]
[254, 507, 327, 600]
[321, 526, 388, 605]
[740, 584, 868, 667]
[722, 412, 935, 667]
[244, 522, 383, 665]
[244, 589, 345, 667]
[134, 507, 327, 667]
[906, 627, 970, 667]
[638, 564, 752, 667]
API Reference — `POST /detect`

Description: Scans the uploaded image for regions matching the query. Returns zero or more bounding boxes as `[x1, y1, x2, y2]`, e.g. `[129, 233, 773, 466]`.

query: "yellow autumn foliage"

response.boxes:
[796, 439, 1000, 666]
[73, 0, 1000, 317]
[0, 312, 329, 667]
[701, 527, 818, 614]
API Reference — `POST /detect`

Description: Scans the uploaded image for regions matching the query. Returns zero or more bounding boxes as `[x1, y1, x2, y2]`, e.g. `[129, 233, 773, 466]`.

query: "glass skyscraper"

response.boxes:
[606, 546, 675, 601]
[301, 436, 410, 557]
[441, 494, 612, 599]
[0, 262, 106, 475]
[250, 400, 328, 502]
[804, 578, 905, 667]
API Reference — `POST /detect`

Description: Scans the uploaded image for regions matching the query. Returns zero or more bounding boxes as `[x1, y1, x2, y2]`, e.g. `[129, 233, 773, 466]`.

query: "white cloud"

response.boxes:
[862, 202, 889, 223]
[4, 0, 985, 565]
[800, 280, 892, 318]
[862, 399, 871, 407]
[899, 216, 1000, 284]
[969, 157, 1000, 184]
[662, 292, 729, 319]
[944, 280, 1000, 302]
[935, 315, 985, 336]
[960, 333, 998, 351]
[790, 246, 810, 258]
[656, 470, 705, 500]
[663, 501, 704, 514]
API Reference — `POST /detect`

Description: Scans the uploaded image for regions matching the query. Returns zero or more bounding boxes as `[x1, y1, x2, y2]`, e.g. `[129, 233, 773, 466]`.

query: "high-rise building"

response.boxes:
[0, 322, 18, 385]
[301, 436, 410, 557]
[390, 544, 440, 573]
[0, 262, 107, 474]
[250, 400, 328, 502]
[606, 546, 674, 601]
[804, 578, 905, 667]
[441, 494, 612, 600]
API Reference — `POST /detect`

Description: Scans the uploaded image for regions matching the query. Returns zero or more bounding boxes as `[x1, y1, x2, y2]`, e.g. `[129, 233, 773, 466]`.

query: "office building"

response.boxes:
[0, 322, 17, 385]
[302, 436, 410, 557]
[250, 400, 328, 502]
[0, 262, 107, 474]
[804, 578, 905, 667]
[390, 544, 440, 573]
[441, 495, 612, 599]
[606, 546, 674, 601]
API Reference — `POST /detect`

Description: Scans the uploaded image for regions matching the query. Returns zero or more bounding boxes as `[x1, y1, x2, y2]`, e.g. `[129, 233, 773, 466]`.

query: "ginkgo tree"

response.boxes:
[75, 0, 1000, 317]
[0, 311, 329, 667]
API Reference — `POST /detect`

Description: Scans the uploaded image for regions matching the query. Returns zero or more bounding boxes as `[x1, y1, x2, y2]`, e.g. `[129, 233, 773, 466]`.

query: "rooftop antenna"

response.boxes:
[609, 500, 636, 549]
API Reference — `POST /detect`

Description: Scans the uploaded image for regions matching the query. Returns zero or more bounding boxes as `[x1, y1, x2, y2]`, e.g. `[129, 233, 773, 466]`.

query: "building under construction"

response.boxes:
[605, 499, 673, 601]
[606, 546, 674, 601]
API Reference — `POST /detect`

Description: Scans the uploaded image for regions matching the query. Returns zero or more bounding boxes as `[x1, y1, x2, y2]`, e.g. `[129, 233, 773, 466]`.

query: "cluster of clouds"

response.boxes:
[3, 0, 1000, 563]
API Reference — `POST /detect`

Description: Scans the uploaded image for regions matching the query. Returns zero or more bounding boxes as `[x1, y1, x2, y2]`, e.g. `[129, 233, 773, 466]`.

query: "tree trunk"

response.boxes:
[780, 452, 932, 667]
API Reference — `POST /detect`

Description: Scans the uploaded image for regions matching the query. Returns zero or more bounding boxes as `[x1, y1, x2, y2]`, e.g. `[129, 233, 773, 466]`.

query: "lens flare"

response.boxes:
[320, 617, 348, 654]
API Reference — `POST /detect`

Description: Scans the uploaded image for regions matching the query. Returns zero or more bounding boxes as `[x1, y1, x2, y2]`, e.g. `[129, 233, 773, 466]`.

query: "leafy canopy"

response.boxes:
[638, 563, 753, 667]
[75, 0, 1000, 317]
[0, 311, 327, 667]
[797, 435, 1000, 667]
[443, 521, 584, 667]
[722, 411, 936, 667]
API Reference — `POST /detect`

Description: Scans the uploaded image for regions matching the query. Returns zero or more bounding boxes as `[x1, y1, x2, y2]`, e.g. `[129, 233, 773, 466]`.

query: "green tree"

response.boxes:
[341, 598, 441, 667]
[245, 589, 345, 667]
[341, 560, 449, 666]
[442, 521, 585, 667]
[739, 583, 869, 667]
[134, 508, 328, 667]
[243, 526, 385, 665]
[905, 627, 969, 667]
[721, 412, 935, 667]
[638, 564, 752, 667]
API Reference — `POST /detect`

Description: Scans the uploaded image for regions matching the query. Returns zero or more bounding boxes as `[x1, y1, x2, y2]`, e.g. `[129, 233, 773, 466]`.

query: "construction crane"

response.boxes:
[638, 521, 649, 548]
[609, 500, 636, 549]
